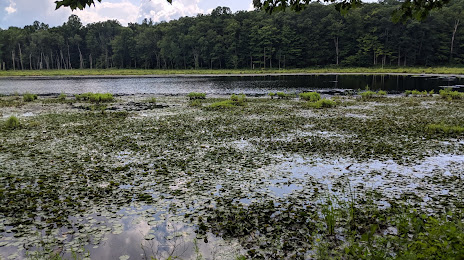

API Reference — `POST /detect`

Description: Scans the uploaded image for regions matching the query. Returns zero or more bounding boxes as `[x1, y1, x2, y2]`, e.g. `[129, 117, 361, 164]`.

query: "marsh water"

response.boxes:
[0, 74, 463, 95]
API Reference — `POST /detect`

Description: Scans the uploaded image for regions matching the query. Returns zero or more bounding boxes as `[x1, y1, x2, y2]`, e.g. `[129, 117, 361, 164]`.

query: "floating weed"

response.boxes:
[23, 93, 38, 102]
[299, 92, 321, 102]
[5, 115, 19, 129]
[188, 92, 206, 100]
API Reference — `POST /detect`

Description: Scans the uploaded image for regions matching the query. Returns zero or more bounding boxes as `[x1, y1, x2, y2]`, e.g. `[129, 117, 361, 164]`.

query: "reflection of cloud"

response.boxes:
[5, 0, 16, 14]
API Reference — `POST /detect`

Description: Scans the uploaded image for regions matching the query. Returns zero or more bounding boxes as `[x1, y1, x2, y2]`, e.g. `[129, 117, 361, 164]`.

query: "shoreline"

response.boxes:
[1, 72, 464, 80]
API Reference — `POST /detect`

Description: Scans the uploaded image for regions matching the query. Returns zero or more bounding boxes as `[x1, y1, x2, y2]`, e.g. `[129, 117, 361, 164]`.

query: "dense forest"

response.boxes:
[0, 0, 463, 70]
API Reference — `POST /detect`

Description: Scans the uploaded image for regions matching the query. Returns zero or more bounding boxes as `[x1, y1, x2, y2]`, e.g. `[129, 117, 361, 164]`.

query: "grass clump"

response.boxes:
[146, 97, 157, 104]
[360, 91, 377, 100]
[439, 88, 464, 100]
[269, 92, 276, 99]
[23, 93, 38, 102]
[426, 123, 464, 135]
[208, 94, 247, 109]
[299, 92, 321, 101]
[75, 93, 114, 103]
[188, 92, 206, 100]
[58, 93, 66, 101]
[5, 116, 19, 129]
[189, 99, 203, 107]
[276, 92, 295, 99]
[306, 98, 337, 108]
[405, 90, 429, 97]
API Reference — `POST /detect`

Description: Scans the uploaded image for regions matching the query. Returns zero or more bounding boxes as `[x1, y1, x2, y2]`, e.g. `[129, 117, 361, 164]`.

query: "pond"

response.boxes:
[0, 74, 463, 95]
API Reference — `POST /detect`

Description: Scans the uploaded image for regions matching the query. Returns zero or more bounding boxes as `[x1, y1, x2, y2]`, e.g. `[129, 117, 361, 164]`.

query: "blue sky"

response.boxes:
[0, 0, 254, 29]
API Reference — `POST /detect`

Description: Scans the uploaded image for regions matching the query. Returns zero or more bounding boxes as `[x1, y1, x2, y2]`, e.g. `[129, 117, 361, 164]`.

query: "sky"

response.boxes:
[0, 0, 254, 29]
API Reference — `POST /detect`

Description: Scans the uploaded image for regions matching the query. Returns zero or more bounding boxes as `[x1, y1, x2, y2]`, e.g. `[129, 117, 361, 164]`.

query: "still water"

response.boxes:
[0, 74, 462, 95]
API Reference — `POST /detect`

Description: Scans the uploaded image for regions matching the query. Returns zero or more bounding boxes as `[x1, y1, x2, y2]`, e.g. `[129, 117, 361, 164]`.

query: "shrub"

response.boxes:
[269, 92, 275, 99]
[23, 93, 38, 102]
[147, 97, 157, 104]
[307, 99, 337, 108]
[406, 90, 428, 97]
[76, 93, 114, 103]
[188, 92, 206, 100]
[299, 92, 321, 101]
[439, 88, 464, 100]
[5, 116, 19, 129]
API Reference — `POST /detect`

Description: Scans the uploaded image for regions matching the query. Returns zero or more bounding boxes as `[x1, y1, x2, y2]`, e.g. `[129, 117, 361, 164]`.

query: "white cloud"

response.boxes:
[138, 0, 203, 23]
[5, 0, 17, 14]
[74, 1, 139, 25]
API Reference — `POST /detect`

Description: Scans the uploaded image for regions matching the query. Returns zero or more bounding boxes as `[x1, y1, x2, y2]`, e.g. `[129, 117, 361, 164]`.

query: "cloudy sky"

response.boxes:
[0, 0, 254, 29]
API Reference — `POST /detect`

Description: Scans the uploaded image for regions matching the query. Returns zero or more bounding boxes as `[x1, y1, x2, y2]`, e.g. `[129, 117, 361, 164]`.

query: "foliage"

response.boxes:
[230, 94, 247, 105]
[299, 92, 321, 101]
[276, 92, 294, 99]
[189, 99, 203, 107]
[75, 93, 114, 103]
[426, 123, 464, 135]
[147, 97, 157, 104]
[269, 92, 276, 99]
[306, 98, 337, 108]
[23, 93, 38, 102]
[5, 116, 19, 129]
[188, 92, 206, 100]
[58, 93, 67, 101]
[439, 88, 464, 100]
[405, 90, 429, 97]
[2, 0, 464, 72]
[208, 94, 247, 109]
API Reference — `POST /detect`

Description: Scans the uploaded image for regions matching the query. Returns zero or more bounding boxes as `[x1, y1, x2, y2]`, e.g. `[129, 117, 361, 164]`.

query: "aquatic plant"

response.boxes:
[377, 90, 387, 96]
[299, 92, 321, 101]
[147, 97, 157, 104]
[58, 93, 66, 101]
[276, 92, 294, 99]
[405, 90, 429, 97]
[189, 99, 203, 107]
[208, 100, 236, 109]
[269, 92, 275, 99]
[439, 88, 464, 100]
[75, 93, 114, 103]
[360, 91, 377, 100]
[188, 92, 206, 100]
[307, 98, 337, 108]
[230, 94, 247, 106]
[23, 93, 38, 102]
[5, 115, 19, 129]
[426, 123, 464, 135]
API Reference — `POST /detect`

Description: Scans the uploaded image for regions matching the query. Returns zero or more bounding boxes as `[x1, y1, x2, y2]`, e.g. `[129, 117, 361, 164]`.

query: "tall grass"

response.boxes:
[299, 92, 321, 101]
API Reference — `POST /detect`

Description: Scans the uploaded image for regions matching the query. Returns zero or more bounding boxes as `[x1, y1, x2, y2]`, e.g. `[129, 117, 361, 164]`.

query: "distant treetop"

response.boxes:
[55, 0, 450, 21]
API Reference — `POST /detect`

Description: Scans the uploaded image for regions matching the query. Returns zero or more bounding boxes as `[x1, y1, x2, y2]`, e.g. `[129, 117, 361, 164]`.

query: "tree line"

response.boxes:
[0, 0, 463, 71]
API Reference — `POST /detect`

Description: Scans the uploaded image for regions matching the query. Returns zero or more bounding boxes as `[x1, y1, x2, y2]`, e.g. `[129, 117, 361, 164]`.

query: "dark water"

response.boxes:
[0, 74, 463, 95]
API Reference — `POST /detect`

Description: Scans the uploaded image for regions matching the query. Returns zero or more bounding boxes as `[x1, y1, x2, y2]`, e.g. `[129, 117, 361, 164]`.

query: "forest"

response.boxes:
[0, 0, 463, 71]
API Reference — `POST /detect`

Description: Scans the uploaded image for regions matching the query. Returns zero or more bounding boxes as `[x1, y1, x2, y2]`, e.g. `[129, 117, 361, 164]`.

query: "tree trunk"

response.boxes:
[450, 19, 460, 63]
[334, 37, 339, 65]
[90, 54, 93, 69]
[263, 47, 266, 69]
[12, 51, 15, 70]
[18, 43, 24, 70]
[397, 48, 401, 66]
[78, 44, 84, 69]
[29, 54, 32, 70]
[67, 43, 72, 69]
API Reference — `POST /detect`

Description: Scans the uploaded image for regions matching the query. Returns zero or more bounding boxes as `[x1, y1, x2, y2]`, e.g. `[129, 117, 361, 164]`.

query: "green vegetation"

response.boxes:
[189, 99, 203, 107]
[23, 93, 38, 102]
[187, 92, 206, 100]
[360, 90, 389, 100]
[268, 92, 276, 99]
[5, 116, 19, 129]
[209, 94, 247, 109]
[276, 92, 295, 99]
[306, 98, 337, 108]
[58, 93, 67, 101]
[299, 92, 321, 101]
[1, 0, 464, 73]
[405, 90, 430, 97]
[146, 97, 157, 104]
[75, 93, 114, 103]
[439, 88, 464, 100]
[426, 123, 464, 135]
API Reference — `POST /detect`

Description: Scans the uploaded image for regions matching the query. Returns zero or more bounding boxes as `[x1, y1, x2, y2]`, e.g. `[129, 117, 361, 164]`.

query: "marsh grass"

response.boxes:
[276, 92, 295, 99]
[146, 97, 157, 104]
[57, 93, 66, 101]
[189, 99, 203, 107]
[188, 92, 206, 100]
[269, 92, 276, 99]
[405, 89, 434, 97]
[426, 123, 464, 135]
[439, 88, 464, 100]
[306, 99, 337, 108]
[299, 92, 321, 101]
[75, 93, 114, 103]
[5, 115, 19, 129]
[23, 93, 38, 102]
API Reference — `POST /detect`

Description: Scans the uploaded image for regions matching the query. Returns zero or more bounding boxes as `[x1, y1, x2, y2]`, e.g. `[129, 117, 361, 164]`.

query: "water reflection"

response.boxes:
[0, 75, 463, 95]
